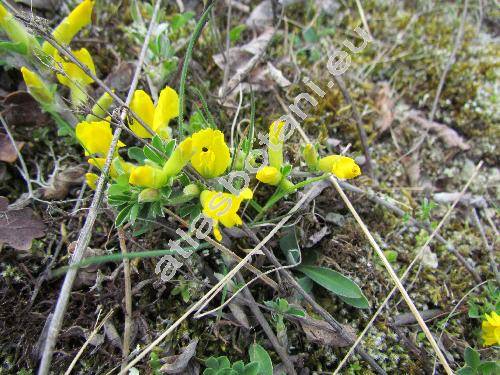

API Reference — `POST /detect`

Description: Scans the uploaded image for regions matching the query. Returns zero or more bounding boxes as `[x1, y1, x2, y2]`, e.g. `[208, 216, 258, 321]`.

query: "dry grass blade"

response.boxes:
[118, 228, 132, 371]
[37, 1, 164, 374]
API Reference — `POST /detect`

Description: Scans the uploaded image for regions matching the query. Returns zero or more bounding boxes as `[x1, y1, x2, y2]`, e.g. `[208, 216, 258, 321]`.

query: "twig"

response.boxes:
[118, 228, 133, 371]
[64, 309, 115, 375]
[235, 273, 296, 375]
[471, 208, 499, 285]
[37, 1, 163, 374]
[330, 75, 375, 179]
[333, 161, 483, 374]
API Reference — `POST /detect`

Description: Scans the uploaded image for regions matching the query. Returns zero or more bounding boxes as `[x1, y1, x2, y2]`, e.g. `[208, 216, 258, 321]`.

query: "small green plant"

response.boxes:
[418, 197, 437, 221]
[468, 284, 500, 319]
[171, 276, 196, 303]
[204, 344, 273, 375]
[457, 347, 499, 375]
[264, 298, 305, 346]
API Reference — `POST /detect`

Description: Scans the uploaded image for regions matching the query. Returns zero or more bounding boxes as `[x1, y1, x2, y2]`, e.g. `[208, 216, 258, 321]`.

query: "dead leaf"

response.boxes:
[401, 152, 421, 187]
[374, 82, 395, 132]
[0, 196, 45, 250]
[67, 241, 105, 288]
[1, 91, 51, 129]
[0, 133, 24, 163]
[407, 111, 470, 150]
[266, 62, 291, 88]
[246, 0, 302, 30]
[42, 165, 86, 200]
[160, 339, 198, 374]
[103, 321, 122, 350]
[300, 317, 355, 347]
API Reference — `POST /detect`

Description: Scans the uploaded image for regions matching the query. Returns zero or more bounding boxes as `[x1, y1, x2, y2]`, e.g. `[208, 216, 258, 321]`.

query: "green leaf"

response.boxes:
[229, 24, 246, 42]
[248, 344, 273, 375]
[280, 164, 292, 177]
[242, 362, 260, 375]
[163, 139, 176, 157]
[457, 367, 475, 375]
[302, 27, 319, 43]
[464, 347, 481, 369]
[478, 361, 500, 375]
[188, 110, 206, 133]
[297, 265, 364, 299]
[384, 250, 398, 263]
[115, 205, 132, 227]
[287, 307, 306, 318]
[339, 294, 370, 309]
[143, 145, 165, 165]
[296, 275, 313, 293]
[128, 146, 146, 163]
[152, 135, 165, 151]
[129, 203, 140, 225]
[171, 11, 195, 31]
[279, 228, 300, 264]
[0, 41, 28, 55]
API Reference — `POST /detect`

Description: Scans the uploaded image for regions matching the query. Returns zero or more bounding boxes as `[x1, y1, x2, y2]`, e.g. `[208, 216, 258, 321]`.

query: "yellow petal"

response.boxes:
[42, 0, 94, 56]
[162, 137, 194, 177]
[85, 172, 98, 190]
[318, 155, 361, 179]
[129, 165, 167, 188]
[21, 67, 53, 105]
[191, 129, 231, 178]
[76, 120, 124, 156]
[256, 166, 282, 186]
[55, 48, 95, 87]
[153, 86, 179, 135]
[129, 90, 155, 138]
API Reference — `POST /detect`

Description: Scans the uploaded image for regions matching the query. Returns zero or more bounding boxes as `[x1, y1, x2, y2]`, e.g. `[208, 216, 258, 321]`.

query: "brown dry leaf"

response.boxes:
[104, 62, 135, 92]
[67, 241, 105, 288]
[374, 82, 395, 132]
[160, 339, 198, 374]
[0, 133, 24, 163]
[300, 317, 356, 347]
[1, 91, 51, 129]
[401, 152, 421, 187]
[0, 196, 45, 250]
[42, 165, 86, 200]
[407, 111, 470, 150]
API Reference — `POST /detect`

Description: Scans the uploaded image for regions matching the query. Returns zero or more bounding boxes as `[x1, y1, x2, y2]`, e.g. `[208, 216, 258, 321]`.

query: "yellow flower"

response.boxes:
[76, 119, 124, 156]
[256, 166, 282, 186]
[54, 48, 96, 106]
[482, 311, 500, 346]
[129, 165, 168, 189]
[42, 0, 94, 57]
[303, 143, 319, 170]
[190, 129, 231, 179]
[268, 120, 285, 169]
[85, 172, 98, 190]
[162, 137, 195, 177]
[20, 67, 53, 106]
[129, 87, 179, 138]
[200, 187, 253, 241]
[318, 155, 361, 179]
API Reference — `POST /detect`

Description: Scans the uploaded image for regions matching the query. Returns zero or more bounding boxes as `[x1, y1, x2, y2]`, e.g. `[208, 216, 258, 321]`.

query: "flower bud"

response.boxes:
[183, 183, 200, 197]
[256, 166, 282, 186]
[86, 91, 114, 122]
[138, 188, 160, 203]
[303, 143, 319, 170]
[21, 67, 54, 107]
